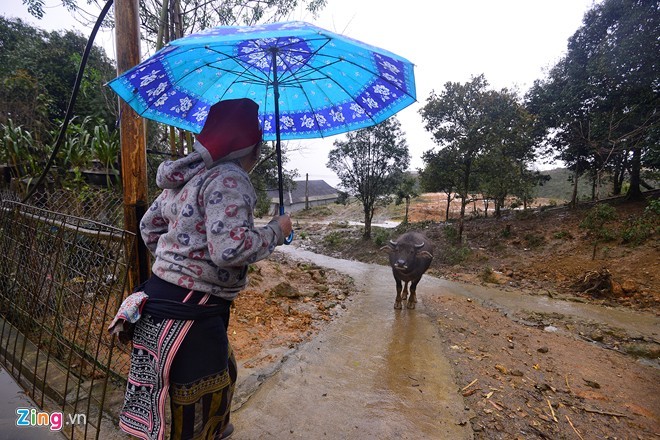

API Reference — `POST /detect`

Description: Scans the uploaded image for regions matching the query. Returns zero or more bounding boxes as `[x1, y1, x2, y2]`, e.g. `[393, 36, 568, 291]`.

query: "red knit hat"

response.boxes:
[194, 98, 262, 168]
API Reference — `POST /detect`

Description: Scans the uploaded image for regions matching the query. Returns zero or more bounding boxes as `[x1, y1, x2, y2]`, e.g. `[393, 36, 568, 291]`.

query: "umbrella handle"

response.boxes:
[279, 205, 294, 245]
[284, 230, 294, 245]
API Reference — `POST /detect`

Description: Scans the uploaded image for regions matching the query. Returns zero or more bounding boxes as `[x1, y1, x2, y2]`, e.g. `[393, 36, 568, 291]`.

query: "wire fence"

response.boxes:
[0, 193, 134, 439]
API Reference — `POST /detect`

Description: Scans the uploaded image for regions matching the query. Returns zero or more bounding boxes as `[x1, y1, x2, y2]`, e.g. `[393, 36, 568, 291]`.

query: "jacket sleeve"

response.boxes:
[203, 170, 284, 267]
[139, 191, 169, 256]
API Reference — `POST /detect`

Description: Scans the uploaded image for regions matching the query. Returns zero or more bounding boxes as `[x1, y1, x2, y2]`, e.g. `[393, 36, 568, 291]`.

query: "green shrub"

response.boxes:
[620, 200, 659, 246]
[553, 230, 573, 240]
[580, 204, 618, 259]
[442, 245, 471, 265]
[373, 228, 391, 247]
[323, 231, 344, 247]
[301, 206, 332, 218]
[394, 220, 434, 235]
[443, 225, 460, 244]
[524, 233, 545, 248]
[479, 267, 499, 284]
[646, 199, 660, 215]
[580, 204, 617, 242]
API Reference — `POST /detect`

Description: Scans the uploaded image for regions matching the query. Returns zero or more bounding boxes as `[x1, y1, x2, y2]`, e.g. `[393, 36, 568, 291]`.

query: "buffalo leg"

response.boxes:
[407, 278, 420, 309]
[394, 278, 403, 309]
[401, 281, 409, 302]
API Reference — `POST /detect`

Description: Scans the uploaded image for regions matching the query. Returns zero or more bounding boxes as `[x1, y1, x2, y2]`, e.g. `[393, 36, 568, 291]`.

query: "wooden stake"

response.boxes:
[546, 398, 558, 422]
[461, 379, 478, 392]
[581, 407, 629, 418]
[565, 415, 584, 440]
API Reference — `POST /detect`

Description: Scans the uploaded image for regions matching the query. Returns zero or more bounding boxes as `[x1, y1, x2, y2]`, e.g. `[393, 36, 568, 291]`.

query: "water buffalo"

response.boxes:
[381, 232, 434, 309]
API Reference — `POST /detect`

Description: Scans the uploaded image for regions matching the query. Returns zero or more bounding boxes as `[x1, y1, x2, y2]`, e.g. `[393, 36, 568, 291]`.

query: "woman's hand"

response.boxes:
[273, 213, 293, 237]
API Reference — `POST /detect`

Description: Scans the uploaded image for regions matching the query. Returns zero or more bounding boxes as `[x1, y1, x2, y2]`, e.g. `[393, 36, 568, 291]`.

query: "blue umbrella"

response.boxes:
[108, 20, 416, 236]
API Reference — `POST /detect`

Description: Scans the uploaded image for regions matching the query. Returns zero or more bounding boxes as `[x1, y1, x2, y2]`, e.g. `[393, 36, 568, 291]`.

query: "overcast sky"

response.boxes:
[3, 0, 598, 187]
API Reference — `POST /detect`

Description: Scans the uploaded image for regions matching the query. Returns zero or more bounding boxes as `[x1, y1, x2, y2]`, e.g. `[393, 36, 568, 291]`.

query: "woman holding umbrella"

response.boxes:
[109, 98, 292, 440]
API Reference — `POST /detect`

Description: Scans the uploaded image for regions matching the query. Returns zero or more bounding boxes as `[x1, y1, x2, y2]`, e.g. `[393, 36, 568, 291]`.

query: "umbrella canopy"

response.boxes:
[107, 21, 416, 141]
[108, 21, 416, 243]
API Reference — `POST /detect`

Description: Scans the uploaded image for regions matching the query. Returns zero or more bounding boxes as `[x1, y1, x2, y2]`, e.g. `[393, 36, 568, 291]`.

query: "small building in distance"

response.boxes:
[267, 179, 339, 214]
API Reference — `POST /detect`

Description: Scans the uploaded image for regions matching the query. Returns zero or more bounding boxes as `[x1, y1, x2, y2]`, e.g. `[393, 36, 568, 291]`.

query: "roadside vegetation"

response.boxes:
[292, 192, 659, 312]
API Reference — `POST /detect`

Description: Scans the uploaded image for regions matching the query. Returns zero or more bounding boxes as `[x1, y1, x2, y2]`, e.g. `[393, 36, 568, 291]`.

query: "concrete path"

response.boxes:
[0, 366, 64, 439]
[232, 247, 473, 440]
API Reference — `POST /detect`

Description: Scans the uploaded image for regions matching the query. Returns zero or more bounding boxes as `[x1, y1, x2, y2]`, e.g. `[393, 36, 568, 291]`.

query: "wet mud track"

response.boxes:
[231, 247, 659, 439]
[232, 247, 473, 439]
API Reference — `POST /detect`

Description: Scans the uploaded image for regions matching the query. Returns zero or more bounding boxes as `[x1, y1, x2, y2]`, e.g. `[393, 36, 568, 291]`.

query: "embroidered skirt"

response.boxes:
[119, 276, 235, 440]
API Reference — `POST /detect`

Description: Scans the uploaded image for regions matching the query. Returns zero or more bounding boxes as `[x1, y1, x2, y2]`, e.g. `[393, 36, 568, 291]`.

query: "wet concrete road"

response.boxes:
[232, 247, 658, 439]
[0, 367, 64, 439]
[232, 248, 473, 439]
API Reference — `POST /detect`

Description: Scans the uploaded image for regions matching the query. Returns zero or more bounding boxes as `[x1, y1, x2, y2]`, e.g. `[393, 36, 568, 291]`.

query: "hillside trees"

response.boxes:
[327, 118, 410, 239]
[526, 0, 659, 204]
[420, 75, 538, 239]
[0, 17, 117, 141]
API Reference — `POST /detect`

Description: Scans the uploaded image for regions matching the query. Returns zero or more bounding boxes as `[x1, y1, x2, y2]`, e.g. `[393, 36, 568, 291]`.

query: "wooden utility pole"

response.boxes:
[305, 173, 309, 210]
[114, 0, 150, 290]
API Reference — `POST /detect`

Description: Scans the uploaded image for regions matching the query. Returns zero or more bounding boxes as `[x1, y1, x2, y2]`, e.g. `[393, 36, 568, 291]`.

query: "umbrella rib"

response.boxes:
[203, 47, 272, 83]
[282, 57, 383, 131]
[275, 37, 333, 85]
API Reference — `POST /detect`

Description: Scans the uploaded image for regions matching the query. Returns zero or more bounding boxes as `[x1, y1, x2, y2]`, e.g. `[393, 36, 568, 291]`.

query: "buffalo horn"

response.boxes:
[389, 240, 398, 247]
[414, 242, 425, 249]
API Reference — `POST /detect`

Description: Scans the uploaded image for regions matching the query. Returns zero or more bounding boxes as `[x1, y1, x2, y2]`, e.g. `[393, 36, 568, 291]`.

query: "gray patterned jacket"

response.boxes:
[140, 151, 284, 300]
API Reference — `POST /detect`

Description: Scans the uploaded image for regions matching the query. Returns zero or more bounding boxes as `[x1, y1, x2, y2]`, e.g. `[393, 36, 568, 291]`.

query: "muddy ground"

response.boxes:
[229, 194, 659, 439]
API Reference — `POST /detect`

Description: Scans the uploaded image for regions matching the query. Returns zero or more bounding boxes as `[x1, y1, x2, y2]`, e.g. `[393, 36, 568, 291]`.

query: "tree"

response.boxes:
[20, 0, 327, 50]
[327, 118, 410, 240]
[420, 75, 493, 238]
[418, 147, 461, 221]
[475, 88, 537, 217]
[394, 172, 418, 224]
[0, 17, 117, 141]
[526, 0, 659, 203]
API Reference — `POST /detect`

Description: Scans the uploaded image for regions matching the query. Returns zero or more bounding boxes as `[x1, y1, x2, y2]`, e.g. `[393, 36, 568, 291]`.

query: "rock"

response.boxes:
[611, 281, 625, 297]
[621, 279, 637, 294]
[589, 330, 604, 342]
[270, 282, 300, 298]
[583, 378, 601, 389]
[537, 346, 549, 353]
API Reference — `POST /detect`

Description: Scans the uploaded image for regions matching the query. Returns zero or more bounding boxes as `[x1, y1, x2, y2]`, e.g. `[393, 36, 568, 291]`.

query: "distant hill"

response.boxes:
[534, 168, 614, 201]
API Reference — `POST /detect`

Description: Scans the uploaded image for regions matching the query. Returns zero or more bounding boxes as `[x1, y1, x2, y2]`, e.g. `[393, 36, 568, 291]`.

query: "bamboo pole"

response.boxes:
[114, 0, 150, 290]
